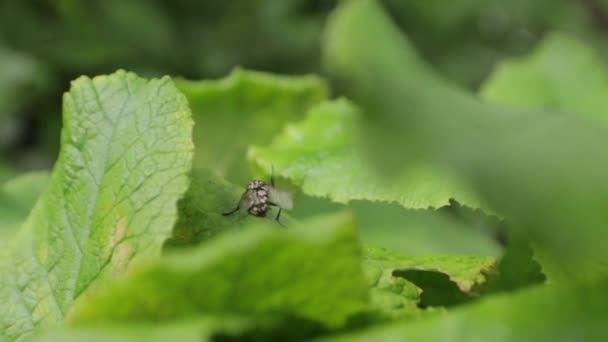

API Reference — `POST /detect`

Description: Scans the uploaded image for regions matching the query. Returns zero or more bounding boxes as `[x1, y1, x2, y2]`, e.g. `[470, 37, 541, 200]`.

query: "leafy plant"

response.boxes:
[0, 70, 193, 340]
[249, 99, 485, 210]
[1, 0, 608, 340]
[176, 69, 328, 185]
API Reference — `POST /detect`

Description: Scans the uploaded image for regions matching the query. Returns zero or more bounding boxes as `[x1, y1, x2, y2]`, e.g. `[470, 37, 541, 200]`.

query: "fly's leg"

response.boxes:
[222, 205, 240, 216]
[276, 208, 282, 222]
[268, 201, 286, 227]
[270, 165, 276, 187]
[275, 208, 285, 227]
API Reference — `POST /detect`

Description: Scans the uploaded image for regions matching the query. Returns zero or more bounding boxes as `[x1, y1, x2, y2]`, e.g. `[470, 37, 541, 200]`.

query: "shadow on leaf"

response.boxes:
[394, 269, 474, 308]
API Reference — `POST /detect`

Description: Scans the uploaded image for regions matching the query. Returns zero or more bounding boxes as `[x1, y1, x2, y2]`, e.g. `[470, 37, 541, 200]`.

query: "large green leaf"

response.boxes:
[30, 315, 325, 342]
[175, 68, 328, 185]
[352, 201, 502, 257]
[249, 99, 484, 210]
[323, 0, 608, 279]
[480, 33, 608, 282]
[29, 319, 242, 342]
[284, 192, 502, 258]
[317, 282, 607, 341]
[0, 70, 194, 341]
[482, 33, 608, 123]
[67, 212, 368, 329]
[0, 171, 49, 242]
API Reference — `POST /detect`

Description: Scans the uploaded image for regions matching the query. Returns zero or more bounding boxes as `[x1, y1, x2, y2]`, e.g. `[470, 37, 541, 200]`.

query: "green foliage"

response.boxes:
[365, 246, 496, 293]
[318, 282, 608, 341]
[482, 33, 608, 123]
[482, 235, 546, 293]
[363, 245, 495, 320]
[315, 0, 608, 338]
[29, 318, 247, 342]
[2, 0, 599, 164]
[324, 0, 608, 279]
[352, 201, 502, 257]
[68, 212, 368, 329]
[166, 168, 247, 247]
[0, 47, 50, 150]
[249, 99, 484, 210]
[30, 316, 324, 342]
[175, 68, 328, 184]
[2, 0, 608, 340]
[480, 32, 608, 281]
[0, 70, 193, 341]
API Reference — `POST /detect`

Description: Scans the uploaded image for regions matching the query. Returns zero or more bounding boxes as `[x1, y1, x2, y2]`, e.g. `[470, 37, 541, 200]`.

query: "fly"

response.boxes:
[222, 170, 293, 226]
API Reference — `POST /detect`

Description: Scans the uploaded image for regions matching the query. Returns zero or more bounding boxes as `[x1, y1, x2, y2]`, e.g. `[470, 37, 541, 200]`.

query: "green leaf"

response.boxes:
[480, 33, 608, 281]
[282, 194, 502, 258]
[322, 0, 608, 279]
[353, 201, 502, 257]
[249, 99, 484, 210]
[365, 246, 496, 293]
[165, 168, 246, 247]
[0, 171, 49, 242]
[482, 235, 546, 293]
[175, 68, 328, 185]
[29, 319, 240, 342]
[363, 245, 496, 319]
[30, 315, 325, 342]
[482, 33, 608, 124]
[479, 33, 608, 282]
[363, 262, 421, 322]
[0, 70, 194, 341]
[67, 212, 368, 329]
[317, 282, 608, 341]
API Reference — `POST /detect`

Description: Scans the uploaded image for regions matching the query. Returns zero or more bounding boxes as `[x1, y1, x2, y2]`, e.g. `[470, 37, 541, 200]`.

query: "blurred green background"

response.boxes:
[2, 0, 608, 178]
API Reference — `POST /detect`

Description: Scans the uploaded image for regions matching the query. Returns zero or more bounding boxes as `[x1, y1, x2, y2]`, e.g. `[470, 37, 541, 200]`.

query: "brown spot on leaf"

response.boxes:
[112, 217, 128, 245]
[101, 217, 128, 262]
[111, 242, 133, 275]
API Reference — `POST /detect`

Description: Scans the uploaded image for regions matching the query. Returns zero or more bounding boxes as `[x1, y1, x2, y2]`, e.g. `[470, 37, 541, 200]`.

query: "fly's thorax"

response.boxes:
[241, 180, 270, 216]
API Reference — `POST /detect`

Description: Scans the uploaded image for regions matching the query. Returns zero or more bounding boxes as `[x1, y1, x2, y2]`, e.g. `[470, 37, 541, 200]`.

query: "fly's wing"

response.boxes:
[268, 187, 293, 210]
[239, 190, 255, 211]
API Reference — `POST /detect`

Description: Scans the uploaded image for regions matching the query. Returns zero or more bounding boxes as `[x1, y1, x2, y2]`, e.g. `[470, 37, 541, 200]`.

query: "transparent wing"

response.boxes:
[238, 190, 255, 211]
[268, 187, 293, 210]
